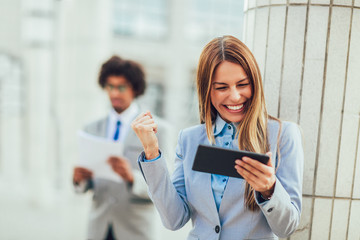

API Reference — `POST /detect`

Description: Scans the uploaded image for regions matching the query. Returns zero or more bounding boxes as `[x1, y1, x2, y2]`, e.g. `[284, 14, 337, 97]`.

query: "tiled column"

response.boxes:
[244, 1, 360, 239]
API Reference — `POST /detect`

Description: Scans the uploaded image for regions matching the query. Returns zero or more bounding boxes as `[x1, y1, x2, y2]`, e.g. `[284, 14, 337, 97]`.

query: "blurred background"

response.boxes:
[0, 0, 359, 239]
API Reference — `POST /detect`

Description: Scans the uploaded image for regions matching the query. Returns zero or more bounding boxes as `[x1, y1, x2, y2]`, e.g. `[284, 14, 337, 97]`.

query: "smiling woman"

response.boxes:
[132, 35, 304, 240]
[196, 36, 277, 211]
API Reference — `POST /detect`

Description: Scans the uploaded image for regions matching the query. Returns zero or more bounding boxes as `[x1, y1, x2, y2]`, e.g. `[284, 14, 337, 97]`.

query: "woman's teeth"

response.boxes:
[226, 104, 243, 110]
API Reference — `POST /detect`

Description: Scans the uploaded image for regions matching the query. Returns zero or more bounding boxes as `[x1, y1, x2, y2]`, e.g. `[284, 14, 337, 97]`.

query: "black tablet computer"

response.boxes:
[192, 144, 270, 179]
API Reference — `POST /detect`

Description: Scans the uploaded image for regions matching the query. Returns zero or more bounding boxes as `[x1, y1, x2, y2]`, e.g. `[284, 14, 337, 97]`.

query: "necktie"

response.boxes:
[113, 120, 121, 141]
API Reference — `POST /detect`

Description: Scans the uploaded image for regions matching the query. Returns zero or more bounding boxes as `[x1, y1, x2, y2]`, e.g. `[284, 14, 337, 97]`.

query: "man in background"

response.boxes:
[73, 55, 171, 240]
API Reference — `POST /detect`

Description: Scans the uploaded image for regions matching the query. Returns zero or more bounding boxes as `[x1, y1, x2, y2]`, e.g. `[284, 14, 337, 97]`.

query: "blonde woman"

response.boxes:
[132, 36, 303, 240]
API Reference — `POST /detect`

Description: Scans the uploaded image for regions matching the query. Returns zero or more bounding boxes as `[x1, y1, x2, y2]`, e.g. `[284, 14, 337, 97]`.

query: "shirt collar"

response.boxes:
[109, 102, 139, 126]
[213, 114, 239, 137]
[213, 115, 227, 136]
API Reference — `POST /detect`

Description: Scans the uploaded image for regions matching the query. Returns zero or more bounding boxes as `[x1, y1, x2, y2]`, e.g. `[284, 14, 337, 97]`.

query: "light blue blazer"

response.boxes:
[138, 119, 304, 240]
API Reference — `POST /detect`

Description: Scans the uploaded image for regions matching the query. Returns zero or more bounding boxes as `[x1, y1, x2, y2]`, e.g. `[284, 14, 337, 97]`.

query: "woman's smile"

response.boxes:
[210, 61, 252, 123]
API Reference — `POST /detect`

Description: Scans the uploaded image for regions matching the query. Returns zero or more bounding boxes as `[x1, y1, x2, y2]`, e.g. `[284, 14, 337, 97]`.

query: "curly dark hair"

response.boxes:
[98, 55, 146, 97]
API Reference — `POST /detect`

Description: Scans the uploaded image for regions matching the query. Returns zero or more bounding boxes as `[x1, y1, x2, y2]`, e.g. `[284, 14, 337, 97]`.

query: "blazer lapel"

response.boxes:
[197, 136, 221, 221]
[218, 139, 246, 216]
[96, 116, 109, 138]
[218, 177, 246, 215]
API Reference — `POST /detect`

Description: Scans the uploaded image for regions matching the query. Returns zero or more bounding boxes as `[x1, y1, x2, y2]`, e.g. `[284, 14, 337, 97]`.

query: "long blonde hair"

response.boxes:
[197, 35, 275, 211]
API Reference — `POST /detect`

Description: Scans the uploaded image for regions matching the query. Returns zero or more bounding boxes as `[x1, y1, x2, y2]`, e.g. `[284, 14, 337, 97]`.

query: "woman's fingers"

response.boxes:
[133, 116, 151, 126]
[235, 164, 257, 182]
[144, 111, 153, 118]
[235, 158, 264, 176]
[132, 112, 157, 131]
[135, 122, 157, 133]
[131, 111, 159, 158]
[133, 111, 150, 121]
[133, 111, 153, 123]
[234, 155, 275, 192]
[132, 112, 158, 136]
[235, 163, 266, 190]
[139, 118, 155, 126]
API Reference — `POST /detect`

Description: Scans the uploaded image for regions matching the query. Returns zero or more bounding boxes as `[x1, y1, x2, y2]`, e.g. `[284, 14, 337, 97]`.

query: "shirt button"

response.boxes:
[215, 225, 220, 233]
[222, 178, 226, 182]
[267, 207, 274, 213]
[228, 125, 231, 129]
[225, 142, 229, 146]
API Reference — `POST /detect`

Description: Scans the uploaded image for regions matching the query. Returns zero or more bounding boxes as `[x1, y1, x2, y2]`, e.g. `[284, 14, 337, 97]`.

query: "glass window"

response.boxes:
[113, 0, 168, 40]
[185, 0, 244, 44]
[0, 54, 25, 117]
[138, 82, 164, 117]
[184, 69, 200, 126]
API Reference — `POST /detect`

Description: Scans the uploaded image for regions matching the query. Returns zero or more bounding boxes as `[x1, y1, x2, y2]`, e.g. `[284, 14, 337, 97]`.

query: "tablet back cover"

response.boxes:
[192, 144, 269, 178]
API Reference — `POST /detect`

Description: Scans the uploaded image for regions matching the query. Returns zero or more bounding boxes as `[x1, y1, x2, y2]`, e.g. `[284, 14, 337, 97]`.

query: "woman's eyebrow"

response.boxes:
[236, 77, 249, 83]
[212, 77, 249, 85]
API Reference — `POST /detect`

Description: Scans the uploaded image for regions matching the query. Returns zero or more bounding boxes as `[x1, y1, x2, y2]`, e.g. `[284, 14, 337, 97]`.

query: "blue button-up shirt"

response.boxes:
[212, 116, 237, 211]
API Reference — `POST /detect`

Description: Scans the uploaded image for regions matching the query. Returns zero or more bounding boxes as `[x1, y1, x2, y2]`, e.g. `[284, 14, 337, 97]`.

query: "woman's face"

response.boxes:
[210, 61, 252, 123]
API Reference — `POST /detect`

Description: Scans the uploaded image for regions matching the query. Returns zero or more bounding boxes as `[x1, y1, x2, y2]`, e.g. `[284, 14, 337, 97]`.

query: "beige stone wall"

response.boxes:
[244, 1, 360, 239]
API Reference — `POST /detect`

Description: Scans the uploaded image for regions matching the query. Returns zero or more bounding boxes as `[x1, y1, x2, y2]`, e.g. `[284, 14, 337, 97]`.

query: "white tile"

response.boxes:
[244, 9, 256, 51]
[348, 200, 360, 240]
[253, 7, 269, 80]
[335, 113, 359, 197]
[333, 0, 352, 6]
[315, 7, 352, 196]
[353, 136, 360, 198]
[311, 0, 330, 4]
[299, 6, 329, 195]
[290, 197, 312, 240]
[355, 0, 360, 7]
[279, 6, 307, 122]
[315, 125, 339, 196]
[304, 6, 330, 59]
[300, 60, 324, 194]
[330, 199, 350, 240]
[311, 198, 332, 239]
[271, 0, 287, 4]
[264, 6, 286, 117]
[249, 0, 257, 9]
[348, 10, 360, 199]
[346, 9, 360, 115]
[290, 0, 308, 4]
[257, 0, 270, 7]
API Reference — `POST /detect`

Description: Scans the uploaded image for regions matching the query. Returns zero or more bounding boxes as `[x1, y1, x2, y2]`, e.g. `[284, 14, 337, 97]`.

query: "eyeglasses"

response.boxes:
[105, 84, 128, 93]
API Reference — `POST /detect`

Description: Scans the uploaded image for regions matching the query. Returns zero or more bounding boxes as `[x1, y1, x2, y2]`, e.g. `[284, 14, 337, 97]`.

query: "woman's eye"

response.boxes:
[237, 83, 249, 87]
[215, 87, 227, 90]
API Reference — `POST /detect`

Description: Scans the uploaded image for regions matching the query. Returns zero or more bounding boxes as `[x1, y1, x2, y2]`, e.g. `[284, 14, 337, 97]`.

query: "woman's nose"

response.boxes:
[229, 88, 241, 101]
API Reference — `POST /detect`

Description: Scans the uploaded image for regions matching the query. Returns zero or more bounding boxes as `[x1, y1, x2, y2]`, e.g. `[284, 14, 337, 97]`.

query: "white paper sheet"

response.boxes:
[77, 130, 124, 183]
